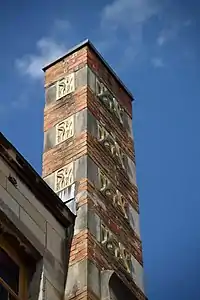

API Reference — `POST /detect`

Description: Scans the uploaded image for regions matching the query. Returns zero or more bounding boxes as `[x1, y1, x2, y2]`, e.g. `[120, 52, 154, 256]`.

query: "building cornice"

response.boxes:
[0, 132, 75, 228]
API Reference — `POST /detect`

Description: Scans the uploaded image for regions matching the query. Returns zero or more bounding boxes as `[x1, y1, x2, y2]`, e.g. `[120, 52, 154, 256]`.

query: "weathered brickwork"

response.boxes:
[87, 236, 144, 300]
[86, 189, 142, 261]
[44, 48, 88, 87]
[43, 131, 87, 177]
[87, 47, 132, 117]
[44, 45, 132, 117]
[87, 88, 135, 161]
[66, 227, 144, 299]
[44, 87, 87, 131]
[42, 41, 146, 300]
[87, 135, 137, 196]
[69, 229, 88, 265]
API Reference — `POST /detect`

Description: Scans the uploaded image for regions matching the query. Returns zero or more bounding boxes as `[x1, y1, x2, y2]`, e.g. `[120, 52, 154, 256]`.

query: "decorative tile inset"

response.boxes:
[98, 124, 126, 170]
[96, 79, 124, 124]
[56, 73, 75, 100]
[99, 170, 128, 220]
[101, 223, 134, 275]
[55, 116, 74, 145]
[54, 163, 74, 193]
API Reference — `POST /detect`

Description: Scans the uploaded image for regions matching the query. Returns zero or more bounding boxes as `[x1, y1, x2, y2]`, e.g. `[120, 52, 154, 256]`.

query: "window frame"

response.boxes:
[0, 236, 28, 300]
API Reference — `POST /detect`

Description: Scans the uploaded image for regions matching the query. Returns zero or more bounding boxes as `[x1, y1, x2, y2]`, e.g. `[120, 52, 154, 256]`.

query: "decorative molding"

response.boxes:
[96, 79, 124, 124]
[99, 170, 128, 220]
[0, 220, 33, 257]
[101, 223, 134, 275]
[56, 73, 75, 100]
[55, 115, 74, 145]
[97, 123, 126, 170]
[8, 174, 17, 187]
[54, 163, 74, 193]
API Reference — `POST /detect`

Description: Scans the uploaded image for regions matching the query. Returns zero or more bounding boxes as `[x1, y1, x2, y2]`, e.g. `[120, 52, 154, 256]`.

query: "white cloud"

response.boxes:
[156, 25, 179, 46]
[157, 19, 192, 47]
[54, 19, 71, 31]
[101, 0, 160, 29]
[157, 35, 167, 46]
[99, 0, 193, 71]
[151, 57, 165, 68]
[13, 19, 74, 112]
[15, 19, 72, 80]
[99, 0, 162, 66]
[16, 38, 66, 79]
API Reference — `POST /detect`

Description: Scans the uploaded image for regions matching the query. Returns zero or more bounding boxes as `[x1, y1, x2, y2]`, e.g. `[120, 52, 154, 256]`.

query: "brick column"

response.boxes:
[42, 40, 147, 300]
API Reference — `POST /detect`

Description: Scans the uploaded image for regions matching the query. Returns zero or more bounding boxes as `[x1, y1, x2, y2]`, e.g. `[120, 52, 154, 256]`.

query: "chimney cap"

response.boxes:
[42, 39, 134, 101]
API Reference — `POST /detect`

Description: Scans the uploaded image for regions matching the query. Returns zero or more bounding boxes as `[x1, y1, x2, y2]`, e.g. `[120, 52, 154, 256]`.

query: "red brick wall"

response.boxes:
[87, 47, 132, 117]
[44, 87, 87, 132]
[44, 47, 87, 87]
[87, 88, 135, 161]
[42, 131, 87, 177]
[43, 43, 146, 300]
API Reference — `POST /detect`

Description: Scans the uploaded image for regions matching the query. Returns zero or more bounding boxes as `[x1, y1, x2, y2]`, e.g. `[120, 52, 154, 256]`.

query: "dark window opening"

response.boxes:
[109, 273, 137, 300]
[0, 246, 19, 294]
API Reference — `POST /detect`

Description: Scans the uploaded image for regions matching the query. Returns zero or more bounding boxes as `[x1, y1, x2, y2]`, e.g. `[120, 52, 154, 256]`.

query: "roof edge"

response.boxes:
[42, 39, 134, 101]
[42, 39, 89, 72]
[0, 132, 75, 227]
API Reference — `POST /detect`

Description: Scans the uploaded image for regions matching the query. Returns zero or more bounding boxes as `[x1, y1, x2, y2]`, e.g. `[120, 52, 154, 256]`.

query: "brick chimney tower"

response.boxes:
[42, 40, 147, 300]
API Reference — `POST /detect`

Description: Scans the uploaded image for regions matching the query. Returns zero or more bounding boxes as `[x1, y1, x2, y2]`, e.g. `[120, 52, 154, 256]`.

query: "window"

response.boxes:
[109, 273, 136, 300]
[0, 237, 27, 300]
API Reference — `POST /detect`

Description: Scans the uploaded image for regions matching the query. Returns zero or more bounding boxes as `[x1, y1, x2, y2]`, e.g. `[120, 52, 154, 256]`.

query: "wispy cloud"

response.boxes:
[96, 0, 162, 68]
[157, 19, 192, 46]
[101, 0, 160, 28]
[15, 19, 71, 80]
[151, 57, 165, 68]
[157, 34, 167, 47]
[16, 38, 65, 79]
[98, 0, 193, 70]
[54, 19, 71, 31]
[101, 0, 161, 38]
[10, 93, 29, 110]
[157, 25, 179, 46]
[13, 19, 74, 113]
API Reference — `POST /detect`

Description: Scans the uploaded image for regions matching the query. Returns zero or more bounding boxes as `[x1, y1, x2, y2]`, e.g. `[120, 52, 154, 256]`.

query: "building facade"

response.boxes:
[43, 40, 146, 300]
[0, 133, 75, 300]
[0, 40, 147, 300]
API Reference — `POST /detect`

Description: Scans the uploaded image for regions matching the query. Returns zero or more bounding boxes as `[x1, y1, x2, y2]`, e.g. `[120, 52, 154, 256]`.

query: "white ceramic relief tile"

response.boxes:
[96, 78, 124, 124]
[55, 115, 74, 145]
[54, 163, 74, 193]
[100, 223, 133, 275]
[56, 73, 75, 100]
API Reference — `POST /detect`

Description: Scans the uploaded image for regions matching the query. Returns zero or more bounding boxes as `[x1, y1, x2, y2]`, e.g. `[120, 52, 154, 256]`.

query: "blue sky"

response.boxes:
[0, 0, 200, 299]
